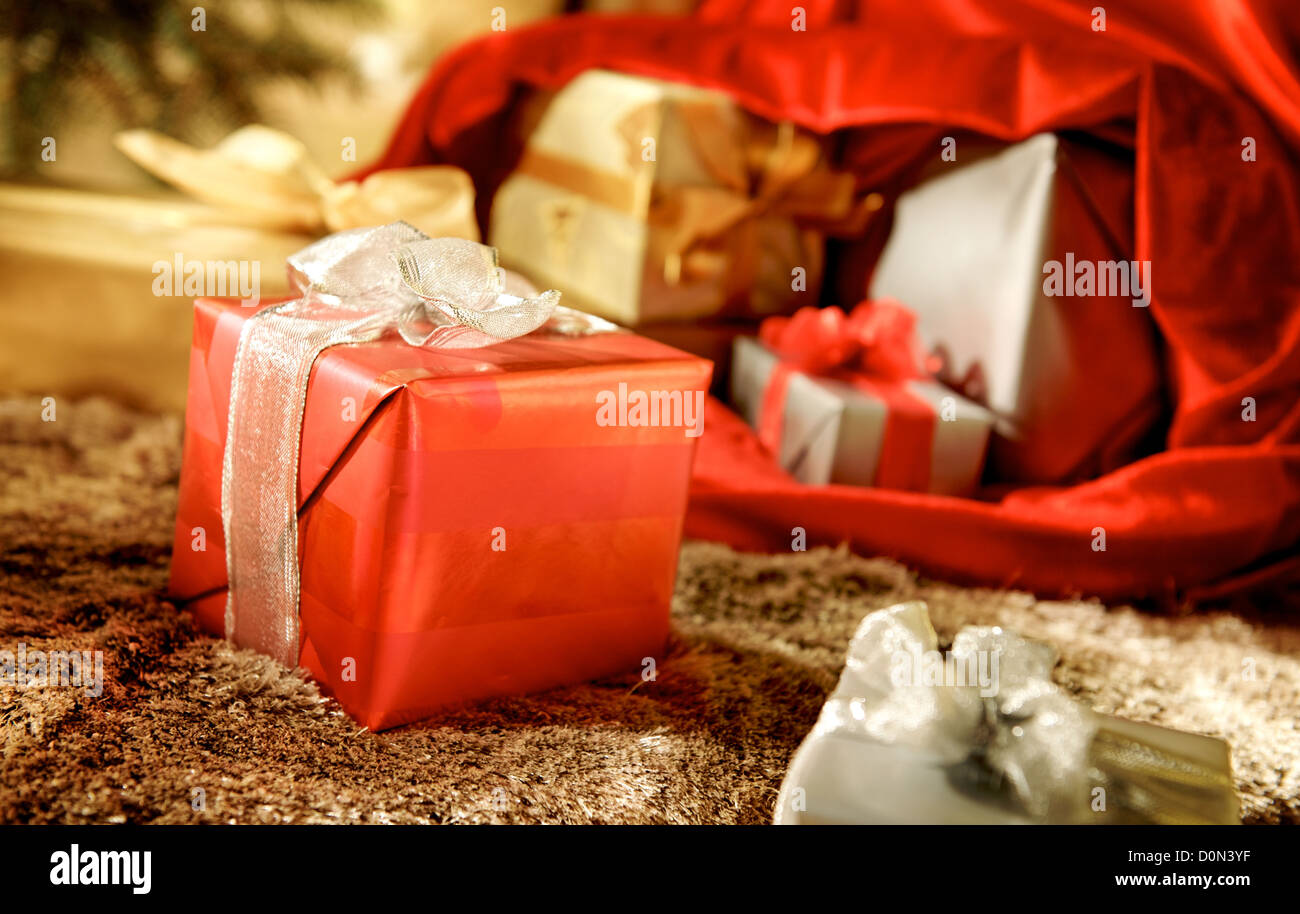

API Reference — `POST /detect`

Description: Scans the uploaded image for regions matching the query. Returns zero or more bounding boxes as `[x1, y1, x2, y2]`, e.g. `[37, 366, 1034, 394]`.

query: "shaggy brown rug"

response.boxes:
[1, 396, 1297, 824]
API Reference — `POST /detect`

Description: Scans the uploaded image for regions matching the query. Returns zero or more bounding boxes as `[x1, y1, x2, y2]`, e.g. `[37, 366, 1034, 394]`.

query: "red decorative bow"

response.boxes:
[755, 299, 942, 492]
[758, 299, 939, 380]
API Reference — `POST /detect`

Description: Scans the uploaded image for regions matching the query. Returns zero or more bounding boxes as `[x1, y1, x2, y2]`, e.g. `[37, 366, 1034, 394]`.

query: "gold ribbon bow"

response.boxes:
[649, 108, 865, 304]
[514, 98, 875, 313]
[114, 125, 480, 241]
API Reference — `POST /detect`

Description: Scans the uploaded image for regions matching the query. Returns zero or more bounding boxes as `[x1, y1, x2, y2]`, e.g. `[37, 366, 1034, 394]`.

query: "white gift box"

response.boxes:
[869, 134, 1163, 484]
[775, 713, 1237, 825]
[775, 603, 1238, 825]
[730, 336, 993, 495]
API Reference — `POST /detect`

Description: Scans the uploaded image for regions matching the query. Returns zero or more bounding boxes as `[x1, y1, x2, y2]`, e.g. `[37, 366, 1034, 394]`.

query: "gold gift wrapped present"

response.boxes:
[0, 127, 479, 413]
[0, 183, 313, 413]
[489, 70, 873, 326]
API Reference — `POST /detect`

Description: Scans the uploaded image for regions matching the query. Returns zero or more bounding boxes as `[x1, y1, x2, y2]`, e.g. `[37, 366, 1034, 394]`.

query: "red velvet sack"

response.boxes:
[358, 1, 1300, 602]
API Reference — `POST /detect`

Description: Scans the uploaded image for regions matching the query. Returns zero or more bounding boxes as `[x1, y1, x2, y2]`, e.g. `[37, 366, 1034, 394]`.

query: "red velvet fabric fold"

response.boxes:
[359, 1, 1300, 601]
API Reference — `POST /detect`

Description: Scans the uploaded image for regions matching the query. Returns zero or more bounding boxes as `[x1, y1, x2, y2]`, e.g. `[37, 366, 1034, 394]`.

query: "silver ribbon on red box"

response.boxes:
[221, 222, 611, 666]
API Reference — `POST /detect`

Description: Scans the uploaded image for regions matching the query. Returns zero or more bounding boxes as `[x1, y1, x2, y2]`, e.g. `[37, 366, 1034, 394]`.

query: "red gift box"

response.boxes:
[169, 296, 710, 730]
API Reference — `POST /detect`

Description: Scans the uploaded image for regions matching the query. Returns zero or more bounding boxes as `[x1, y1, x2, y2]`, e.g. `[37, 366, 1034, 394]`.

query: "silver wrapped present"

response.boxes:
[775, 602, 1239, 824]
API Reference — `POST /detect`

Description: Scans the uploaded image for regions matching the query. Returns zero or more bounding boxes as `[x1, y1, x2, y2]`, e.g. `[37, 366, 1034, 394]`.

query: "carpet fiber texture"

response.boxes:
[1, 397, 1297, 824]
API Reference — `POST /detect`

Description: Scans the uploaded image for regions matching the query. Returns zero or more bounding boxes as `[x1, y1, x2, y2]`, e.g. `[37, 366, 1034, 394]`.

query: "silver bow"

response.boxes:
[220, 222, 606, 666]
[797, 602, 1237, 823]
[813, 601, 1097, 821]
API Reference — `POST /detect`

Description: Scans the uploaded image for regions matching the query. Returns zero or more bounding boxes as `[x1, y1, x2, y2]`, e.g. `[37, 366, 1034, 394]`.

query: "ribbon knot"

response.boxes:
[659, 118, 865, 293]
[285, 223, 560, 348]
[758, 299, 938, 380]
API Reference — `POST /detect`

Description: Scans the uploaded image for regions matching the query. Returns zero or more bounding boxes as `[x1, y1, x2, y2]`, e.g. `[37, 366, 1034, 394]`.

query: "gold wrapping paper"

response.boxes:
[0, 183, 313, 413]
[1, 127, 480, 413]
[490, 70, 871, 326]
[1088, 717, 1238, 824]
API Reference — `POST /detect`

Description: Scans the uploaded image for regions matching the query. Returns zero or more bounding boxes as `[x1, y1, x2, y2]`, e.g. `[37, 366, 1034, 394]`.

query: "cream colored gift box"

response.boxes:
[1, 127, 479, 414]
[0, 184, 312, 413]
[490, 70, 864, 326]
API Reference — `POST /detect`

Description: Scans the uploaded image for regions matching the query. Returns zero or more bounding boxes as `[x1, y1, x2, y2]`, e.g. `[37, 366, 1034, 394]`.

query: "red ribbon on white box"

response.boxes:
[755, 300, 941, 491]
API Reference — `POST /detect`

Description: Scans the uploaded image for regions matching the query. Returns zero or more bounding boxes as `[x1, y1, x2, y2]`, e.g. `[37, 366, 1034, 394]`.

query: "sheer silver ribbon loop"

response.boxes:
[788, 602, 1236, 823]
[221, 222, 580, 667]
[819, 602, 1095, 821]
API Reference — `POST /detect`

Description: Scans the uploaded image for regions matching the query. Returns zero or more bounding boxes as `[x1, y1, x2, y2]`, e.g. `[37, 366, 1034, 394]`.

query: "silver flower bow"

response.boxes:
[815, 601, 1094, 820]
[221, 222, 610, 666]
[779, 602, 1236, 823]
